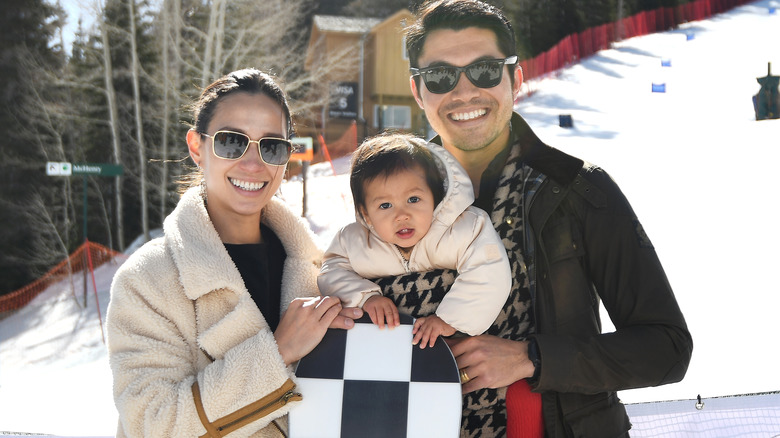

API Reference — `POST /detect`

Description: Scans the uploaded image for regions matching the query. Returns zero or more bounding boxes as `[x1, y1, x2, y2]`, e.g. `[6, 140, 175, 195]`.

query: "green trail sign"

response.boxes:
[45, 161, 124, 244]
[72, 163, 124, 176]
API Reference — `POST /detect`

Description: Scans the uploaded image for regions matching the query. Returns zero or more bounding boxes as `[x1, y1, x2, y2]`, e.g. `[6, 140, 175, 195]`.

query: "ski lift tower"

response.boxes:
[753, 62, 780, 120]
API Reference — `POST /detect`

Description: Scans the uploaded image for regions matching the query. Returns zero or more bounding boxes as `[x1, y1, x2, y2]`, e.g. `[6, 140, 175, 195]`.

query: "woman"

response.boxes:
[107, 68, 360, 437]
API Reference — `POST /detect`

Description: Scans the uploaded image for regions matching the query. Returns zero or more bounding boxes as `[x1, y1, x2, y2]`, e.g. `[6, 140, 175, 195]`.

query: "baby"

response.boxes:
[318, 132, 511, 348]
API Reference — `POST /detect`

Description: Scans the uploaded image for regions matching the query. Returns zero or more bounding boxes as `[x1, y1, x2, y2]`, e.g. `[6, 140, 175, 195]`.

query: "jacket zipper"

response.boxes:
[215, 380, 302, 434]
[391, 244, 412, 273]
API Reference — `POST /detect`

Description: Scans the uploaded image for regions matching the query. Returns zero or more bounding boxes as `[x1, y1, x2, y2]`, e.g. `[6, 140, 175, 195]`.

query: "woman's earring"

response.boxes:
[200, 178, 208, 204]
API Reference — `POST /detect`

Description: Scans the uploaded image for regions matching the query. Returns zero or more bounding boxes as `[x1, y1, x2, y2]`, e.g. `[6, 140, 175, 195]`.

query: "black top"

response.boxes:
[224, 224, 286, 332]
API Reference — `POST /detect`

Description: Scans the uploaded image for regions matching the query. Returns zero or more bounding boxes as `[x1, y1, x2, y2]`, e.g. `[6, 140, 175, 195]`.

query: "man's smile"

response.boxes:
[450, 108, 487, 121]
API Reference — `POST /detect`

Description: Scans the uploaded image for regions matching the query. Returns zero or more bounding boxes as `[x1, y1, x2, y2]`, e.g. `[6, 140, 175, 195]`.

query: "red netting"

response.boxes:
[0, 240, 122, 314]
[519, 0, 753, 84]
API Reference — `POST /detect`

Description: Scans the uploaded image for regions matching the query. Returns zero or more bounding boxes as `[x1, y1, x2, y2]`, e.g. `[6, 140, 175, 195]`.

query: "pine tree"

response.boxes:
[0, 0, 66, 294]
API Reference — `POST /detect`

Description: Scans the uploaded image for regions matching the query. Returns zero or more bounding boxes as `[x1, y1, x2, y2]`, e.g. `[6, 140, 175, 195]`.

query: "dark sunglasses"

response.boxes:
[200, 130, 293, 166]
[410, 56, 518, 94]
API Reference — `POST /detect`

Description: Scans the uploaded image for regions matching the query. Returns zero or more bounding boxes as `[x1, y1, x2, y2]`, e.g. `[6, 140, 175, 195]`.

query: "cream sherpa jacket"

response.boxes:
[107, 187, 322, 438]
[318, 142, 511, 336]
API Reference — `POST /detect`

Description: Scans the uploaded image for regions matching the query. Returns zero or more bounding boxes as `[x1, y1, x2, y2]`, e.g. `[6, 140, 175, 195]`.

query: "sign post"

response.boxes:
[291, 138, 314, 217]
[70, 163, 124, 242]
[46, 162, 124, 306]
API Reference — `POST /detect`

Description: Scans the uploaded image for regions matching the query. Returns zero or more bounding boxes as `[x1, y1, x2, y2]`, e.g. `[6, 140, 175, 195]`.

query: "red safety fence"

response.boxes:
[519, 0, 754, 83]
[0, 240, 122, 314]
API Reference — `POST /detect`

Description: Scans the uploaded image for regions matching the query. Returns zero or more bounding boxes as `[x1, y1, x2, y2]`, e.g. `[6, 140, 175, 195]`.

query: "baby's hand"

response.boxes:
[412, 315, 456, 349]
[363, 295, 400, 329]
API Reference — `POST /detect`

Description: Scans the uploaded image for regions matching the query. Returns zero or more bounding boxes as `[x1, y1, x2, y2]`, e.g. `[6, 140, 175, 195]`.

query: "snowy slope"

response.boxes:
[1, 2, 779, 435]
[515, 1, 780, 405]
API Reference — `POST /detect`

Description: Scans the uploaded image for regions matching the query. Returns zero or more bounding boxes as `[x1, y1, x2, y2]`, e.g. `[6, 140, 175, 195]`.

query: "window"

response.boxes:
[374, 105, 411, 129]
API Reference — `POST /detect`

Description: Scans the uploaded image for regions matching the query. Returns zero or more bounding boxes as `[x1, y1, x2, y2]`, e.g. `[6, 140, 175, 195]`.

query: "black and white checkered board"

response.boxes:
[289, 314, 462, 438]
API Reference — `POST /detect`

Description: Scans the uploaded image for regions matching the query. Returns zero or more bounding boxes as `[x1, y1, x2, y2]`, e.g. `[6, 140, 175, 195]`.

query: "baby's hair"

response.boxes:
[350, 132, 445, 214]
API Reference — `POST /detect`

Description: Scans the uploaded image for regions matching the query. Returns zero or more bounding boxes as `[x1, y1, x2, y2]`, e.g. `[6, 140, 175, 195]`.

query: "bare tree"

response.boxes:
[99, 2, 126, 250]
[200, 0, 226, 87]
[178, 0, 349, 86]
[1, 192, 71, 277]
[9, 49, 76, 266]
[127, 0, 150, 242]
[158, 0, 175, 220]
[164, 0, 360, 152]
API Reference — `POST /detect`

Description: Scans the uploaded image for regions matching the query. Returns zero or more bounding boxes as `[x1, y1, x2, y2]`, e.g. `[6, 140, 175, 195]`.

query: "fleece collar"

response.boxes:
[163, 188, 244, 301]
[163, 187, 321, 302]
[162, 187, 322, 360]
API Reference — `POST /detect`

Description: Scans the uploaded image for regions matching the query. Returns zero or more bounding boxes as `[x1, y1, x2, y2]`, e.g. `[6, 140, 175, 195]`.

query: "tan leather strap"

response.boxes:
[192, 381, 222, 438]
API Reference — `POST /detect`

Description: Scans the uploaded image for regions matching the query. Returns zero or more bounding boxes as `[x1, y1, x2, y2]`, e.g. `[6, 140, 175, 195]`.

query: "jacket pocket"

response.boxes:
[542, 215, 585, 264]
[563, 393, 631, 438]
[541, 215, 595, 328]
[193, 378, 302, 437]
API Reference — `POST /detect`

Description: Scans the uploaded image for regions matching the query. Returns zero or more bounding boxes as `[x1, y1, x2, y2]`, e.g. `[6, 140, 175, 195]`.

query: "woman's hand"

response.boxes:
[329, 306, 364, 330]
[274, 296, 343, 365]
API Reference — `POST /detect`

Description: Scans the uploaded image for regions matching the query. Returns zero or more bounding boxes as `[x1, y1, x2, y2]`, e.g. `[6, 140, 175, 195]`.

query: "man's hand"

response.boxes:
[444, 335, 535, 393]
[363, 295, 400, 329]
[412, 315, 455, 348]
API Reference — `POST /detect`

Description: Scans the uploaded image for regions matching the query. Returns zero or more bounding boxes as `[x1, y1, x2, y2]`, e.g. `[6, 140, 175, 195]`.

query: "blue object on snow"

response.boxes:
[686, 32, 695, 41]
[652, 83, 666, 93]
[661, 59, 672, 67]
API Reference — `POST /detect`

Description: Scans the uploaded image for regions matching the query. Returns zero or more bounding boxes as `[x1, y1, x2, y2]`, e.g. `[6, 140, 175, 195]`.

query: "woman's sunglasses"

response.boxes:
[410, 56, 518, 94]
[200, 131, 293, 166]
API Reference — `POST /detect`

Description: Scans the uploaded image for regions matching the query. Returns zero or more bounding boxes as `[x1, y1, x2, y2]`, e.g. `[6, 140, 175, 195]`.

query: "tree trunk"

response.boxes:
[100, 8, 125, 251]
[127, 0, 150, 242]
[160, 0, 171, 221]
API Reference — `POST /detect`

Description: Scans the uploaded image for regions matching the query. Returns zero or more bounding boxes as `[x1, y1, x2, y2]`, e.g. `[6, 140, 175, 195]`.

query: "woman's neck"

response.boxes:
[208, 205, 262, 244]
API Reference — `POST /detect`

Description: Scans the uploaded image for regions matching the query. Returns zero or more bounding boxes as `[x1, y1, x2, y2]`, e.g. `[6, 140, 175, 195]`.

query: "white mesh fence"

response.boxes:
[626, 392, 780, 437]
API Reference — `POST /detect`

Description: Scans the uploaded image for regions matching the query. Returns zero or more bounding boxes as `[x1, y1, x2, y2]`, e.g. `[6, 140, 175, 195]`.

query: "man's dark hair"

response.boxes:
[405, 0, 518, 89]
[350, 132, 445, 214]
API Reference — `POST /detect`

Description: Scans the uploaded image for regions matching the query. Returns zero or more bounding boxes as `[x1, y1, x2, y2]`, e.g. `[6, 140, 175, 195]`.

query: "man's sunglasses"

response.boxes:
[200, 131, 293, 166]
[410, 56, 518, 94]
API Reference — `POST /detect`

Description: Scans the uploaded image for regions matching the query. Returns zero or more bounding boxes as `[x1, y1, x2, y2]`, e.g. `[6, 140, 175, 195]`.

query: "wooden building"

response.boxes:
[299, 10, 430, 162]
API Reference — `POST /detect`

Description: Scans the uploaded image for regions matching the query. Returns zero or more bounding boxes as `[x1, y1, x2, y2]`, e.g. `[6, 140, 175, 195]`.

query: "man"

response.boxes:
[376, 1, 694, 437]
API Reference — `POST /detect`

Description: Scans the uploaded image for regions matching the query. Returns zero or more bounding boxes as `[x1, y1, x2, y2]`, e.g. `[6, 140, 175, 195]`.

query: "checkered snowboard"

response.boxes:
[289, 314, 462, 438]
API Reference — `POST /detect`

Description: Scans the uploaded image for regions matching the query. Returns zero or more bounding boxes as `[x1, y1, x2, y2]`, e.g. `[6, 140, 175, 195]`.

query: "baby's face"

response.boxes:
[360, 164, 436, 253]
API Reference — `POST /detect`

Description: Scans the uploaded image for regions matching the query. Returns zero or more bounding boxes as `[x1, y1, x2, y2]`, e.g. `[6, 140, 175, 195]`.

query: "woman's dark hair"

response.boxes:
[180, 68, 292, 192]
[405, 0, 518, 87]
[350, 132, 445, 214]
[190, 68, 292, 136]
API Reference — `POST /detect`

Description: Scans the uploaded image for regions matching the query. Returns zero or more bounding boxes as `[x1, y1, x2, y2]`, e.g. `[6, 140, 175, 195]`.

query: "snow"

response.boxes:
[2, 2, 779, 435]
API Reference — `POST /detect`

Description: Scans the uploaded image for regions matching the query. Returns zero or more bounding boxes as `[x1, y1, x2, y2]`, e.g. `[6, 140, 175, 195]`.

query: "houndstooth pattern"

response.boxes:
[376, 142, 536, 438]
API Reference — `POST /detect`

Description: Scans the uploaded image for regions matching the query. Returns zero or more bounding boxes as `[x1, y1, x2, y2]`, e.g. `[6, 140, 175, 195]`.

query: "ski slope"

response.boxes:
[1, 2, 778, 435]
